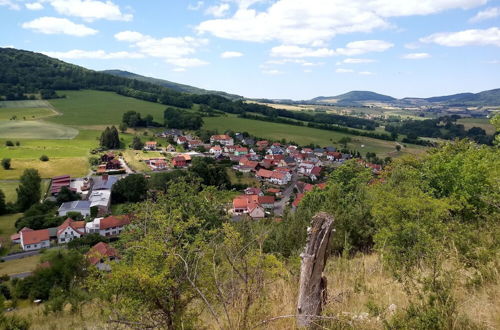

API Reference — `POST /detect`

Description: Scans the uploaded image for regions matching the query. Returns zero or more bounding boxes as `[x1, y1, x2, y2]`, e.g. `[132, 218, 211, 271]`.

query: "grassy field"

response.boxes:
[0, 181, 19, 203]
[0, 255, 42, 276]
[0, 107, 57, 121]
[0, 158, 88, 180]
[204, 115, 426, 157]
[122, 149, 165, 172]
[0, 213, 21, 243]
[49, 90, 167, 125]
[226, 168, 260, 187]
[457, 117, 496, 135]
[0, 100, 51, 108]
[0, 120, 79, 139]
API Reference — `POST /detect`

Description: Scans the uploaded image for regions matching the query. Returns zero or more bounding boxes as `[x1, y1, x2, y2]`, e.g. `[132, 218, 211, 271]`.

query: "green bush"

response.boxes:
[39, 155, 49, 162]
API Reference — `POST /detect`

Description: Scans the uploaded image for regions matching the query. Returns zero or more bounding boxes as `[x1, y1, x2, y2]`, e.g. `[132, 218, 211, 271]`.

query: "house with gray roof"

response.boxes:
[91, 175, 119, 191]
[58, 201, 91, 217]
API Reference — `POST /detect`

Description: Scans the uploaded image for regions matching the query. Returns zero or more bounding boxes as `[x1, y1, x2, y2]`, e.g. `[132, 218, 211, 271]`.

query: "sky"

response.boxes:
[1, 0, 499, 99]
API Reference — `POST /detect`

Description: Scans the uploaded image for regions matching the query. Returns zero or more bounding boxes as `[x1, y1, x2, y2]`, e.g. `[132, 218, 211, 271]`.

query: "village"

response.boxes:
[8, 128, 383, 260]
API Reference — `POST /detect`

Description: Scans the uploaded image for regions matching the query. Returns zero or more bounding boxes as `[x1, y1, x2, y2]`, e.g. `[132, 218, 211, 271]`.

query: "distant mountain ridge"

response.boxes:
[308, 89, 500, 107]
[102, 70, 242, 100]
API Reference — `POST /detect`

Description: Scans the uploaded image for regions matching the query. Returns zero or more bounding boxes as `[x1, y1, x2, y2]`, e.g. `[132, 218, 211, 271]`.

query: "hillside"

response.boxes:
[312, 91, 395, 104]
[102, 69, 242, 100]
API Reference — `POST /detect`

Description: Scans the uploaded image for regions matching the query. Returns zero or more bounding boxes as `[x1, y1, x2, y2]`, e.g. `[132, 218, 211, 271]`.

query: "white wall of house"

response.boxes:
[58, 227, 83, 244]
[58, 208, 90, 217]
[21, 240, 50, 251]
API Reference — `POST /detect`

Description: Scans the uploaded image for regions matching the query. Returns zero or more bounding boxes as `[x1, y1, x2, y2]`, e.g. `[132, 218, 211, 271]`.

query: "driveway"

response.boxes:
[119, 157, 134, 174]
[1, 250, 40, 262]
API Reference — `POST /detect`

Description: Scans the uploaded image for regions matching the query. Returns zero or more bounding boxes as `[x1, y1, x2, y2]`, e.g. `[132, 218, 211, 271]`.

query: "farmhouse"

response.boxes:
[209, 145, 223, 156]
[88, 190, 112, 216]
[57, 218, 86, 244]
[144, 141, 158, 150]
[50, 175, 71, 195]
[172, 156, 187, 167]
[85, 215, 130, 237]
[20, 229, 50, 251]
[10, 227, 33, 244]
[210, 134, 234, 146]
[86, 242, 120, 271]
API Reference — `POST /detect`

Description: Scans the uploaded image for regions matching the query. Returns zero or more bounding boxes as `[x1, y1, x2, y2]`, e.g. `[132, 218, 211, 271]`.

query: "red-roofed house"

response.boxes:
[234, 146, 248, 156]
[270, 171, 291, 185]
[86, 242, 120, 271]
[172, 156, 187, 167]
[88, 215, 130, 237]
[258, 195, 275, 209]
[21, 229, 50, 251]
[209, 145, 223, 156]
[210, 134, 234, 146]
[310, 166, 322, 181]
[292, 193, 305, 209]
[144, 141, 158, 151]
[244, 187, 263, 196]
[11, 227, 33, 244]
[57, 218, 86, 244]
[50, 175, 71, 195]
[256, 169, 273, 179]
[232, 195, 266, 219]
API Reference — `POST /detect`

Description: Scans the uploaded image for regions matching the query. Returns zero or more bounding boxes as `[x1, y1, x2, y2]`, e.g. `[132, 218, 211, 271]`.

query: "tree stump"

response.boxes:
[296, 212, 334, 328]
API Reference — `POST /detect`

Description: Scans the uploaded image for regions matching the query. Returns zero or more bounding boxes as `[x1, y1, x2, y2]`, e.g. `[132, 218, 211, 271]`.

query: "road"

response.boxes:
[1, 250, 40, 262]
[119, 157, 134, 174]
[9, 272, 32, 279]
[274, 173, 298, 217]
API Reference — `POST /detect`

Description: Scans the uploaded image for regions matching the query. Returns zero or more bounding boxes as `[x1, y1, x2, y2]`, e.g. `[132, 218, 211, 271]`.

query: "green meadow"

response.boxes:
[203, 115, 426, 157]
[0, 120, 78, 139]
[49, 90, 167, 126]
[457, 117, 496, 135]
[0, 107, 56, 121]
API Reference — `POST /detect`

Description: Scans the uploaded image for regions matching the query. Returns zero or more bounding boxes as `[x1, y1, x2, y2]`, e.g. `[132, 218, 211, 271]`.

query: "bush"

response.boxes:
[1, 159, 11, 170]
[15, 141, 20, 146]
[5, 141, 14, 147]
[39, 155, 49, 162]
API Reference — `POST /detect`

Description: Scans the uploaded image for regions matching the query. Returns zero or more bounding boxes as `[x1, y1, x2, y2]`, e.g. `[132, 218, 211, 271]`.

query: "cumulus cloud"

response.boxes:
[220, 51, 243, 58]
[115, 30, 209, 69]
[342, 58, 377, 64]
[336, 68, 354, 73]
[270, 45, 336, 58]
[22, 17, 98, 36]
[469, 7, 500, 23]
[188, 1, 204, 11]
[262, 69, 283, 75]
[197, 0, 486, 45]
[420, 27, 500, 47]
[358, 71, 374, 75]
[42, 49, 144, 59]
[25, 2, 44, 10]
[205, 3, 230, 17]
[402, 52, 431, 59]
[48, 0, 132, 22]
[0, 0, 20, 10]
[336, 40, 394, 56]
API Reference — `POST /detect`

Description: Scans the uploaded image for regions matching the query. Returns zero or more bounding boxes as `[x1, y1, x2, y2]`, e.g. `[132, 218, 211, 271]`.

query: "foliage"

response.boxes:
[56, 186, 80, 204]
[16, 168, 41, 211]
[0, 190, 5, 215]
[164, 107, 203, 130]
[1, 158, 11, 170]
[67, 234, 109, 252]
[15, 201, 63, 230]
[99, 126, 120, 149]
[111, 174, 148, 203]
[39, 154, 49, 161]
[130, 136, 144, 150]
[189, 157, 231, 189]
[5, 141, 14, 147]
[148, 170, 199, 193]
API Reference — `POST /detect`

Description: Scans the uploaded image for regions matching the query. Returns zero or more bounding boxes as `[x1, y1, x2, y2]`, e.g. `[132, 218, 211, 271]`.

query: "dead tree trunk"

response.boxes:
[296, 212, 334, 328]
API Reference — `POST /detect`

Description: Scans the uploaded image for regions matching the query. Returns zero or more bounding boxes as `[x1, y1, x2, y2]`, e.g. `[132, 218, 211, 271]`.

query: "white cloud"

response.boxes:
[166, 58, 208, 67]
[271, 45, 336, 58]
[402, 52, 431, 59]
[188, 1, 204, 11]
[220, 51, 243, 58]
[336, 40, 393, 56]
[358, 71, 374, 75]
[262, 69, 283, 75]
[114, 31, 145, 43]
[197, 0, 486, 45]
[205, 3, 230, 17]
[173, 67, 187, 72]
[342, 58, 376, 64]
[404, 42, 420, 49]
[0, 0, 20, 10]
[265, 58, 306, 65]
[336, 68, 354, 73]
[469, 7, 500, 23]
[304, 69, 312, 73]
[42, 49, 144, 59]
[420, 27, 500, 47]
[49, 0, 132, 22]
[26, 2, 44, 10]
[22, 17, 98, 37]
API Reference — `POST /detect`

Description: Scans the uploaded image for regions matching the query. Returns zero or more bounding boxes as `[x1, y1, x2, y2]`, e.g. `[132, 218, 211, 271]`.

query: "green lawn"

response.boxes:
[49, 90, 167, 125]
[204, 115, 426, 157]
[0, 107, 57, 121]
[0, 255, 42, 276]
[0, 213, 21, 242]
[0, 181, 19, 203]
[0, 120, 79, 139]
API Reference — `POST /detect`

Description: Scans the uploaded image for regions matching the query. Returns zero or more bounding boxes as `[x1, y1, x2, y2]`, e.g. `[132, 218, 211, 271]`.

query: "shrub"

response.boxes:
[39, 155, 49, 162]
[5, 141, 14, 147]
[1, 158, 11, 170]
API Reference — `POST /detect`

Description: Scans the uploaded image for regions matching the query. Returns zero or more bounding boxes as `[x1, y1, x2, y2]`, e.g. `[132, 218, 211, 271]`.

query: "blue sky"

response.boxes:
[1, 0, 499, 99]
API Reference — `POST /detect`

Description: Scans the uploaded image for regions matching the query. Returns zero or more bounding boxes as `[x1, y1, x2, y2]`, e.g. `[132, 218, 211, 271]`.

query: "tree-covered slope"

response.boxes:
[102, 69, 242, 100]
[312, 91, 396, 104]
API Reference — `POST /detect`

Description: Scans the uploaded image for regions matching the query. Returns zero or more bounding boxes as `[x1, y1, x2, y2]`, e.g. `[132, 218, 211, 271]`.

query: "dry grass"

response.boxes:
[122, 149, 165, 172]
[0, 255, 41, 276]
[0, 157, 89, 179]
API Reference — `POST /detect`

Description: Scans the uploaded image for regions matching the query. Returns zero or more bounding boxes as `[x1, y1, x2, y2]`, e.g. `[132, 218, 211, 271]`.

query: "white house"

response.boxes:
[269, 171, 291, 185]
[58, 200, 91, 217]
[88, 190, 111, 216]
[57, 218, 86, 244]
[86, 215, 130, 237]
[209, 145, 223, 156]
[210, 134, 234, 146]
[20, 229, 50, 251]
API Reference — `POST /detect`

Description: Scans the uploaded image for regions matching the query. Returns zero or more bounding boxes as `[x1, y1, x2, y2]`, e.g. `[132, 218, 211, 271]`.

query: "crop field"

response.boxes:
[0, 107, 57, 120]
[0, 120, 78, 139]
[204, 115, 426, 157]
[0, 100, 51, 108]
[49, 90, 167, 125]
[457, 117, 496, 135]
[0, 157, 89, 180]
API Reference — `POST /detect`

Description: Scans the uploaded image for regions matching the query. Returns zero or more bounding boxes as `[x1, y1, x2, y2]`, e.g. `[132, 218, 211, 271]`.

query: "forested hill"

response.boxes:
[312, 91, 396, 104]
[102, 69, 242, 100]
